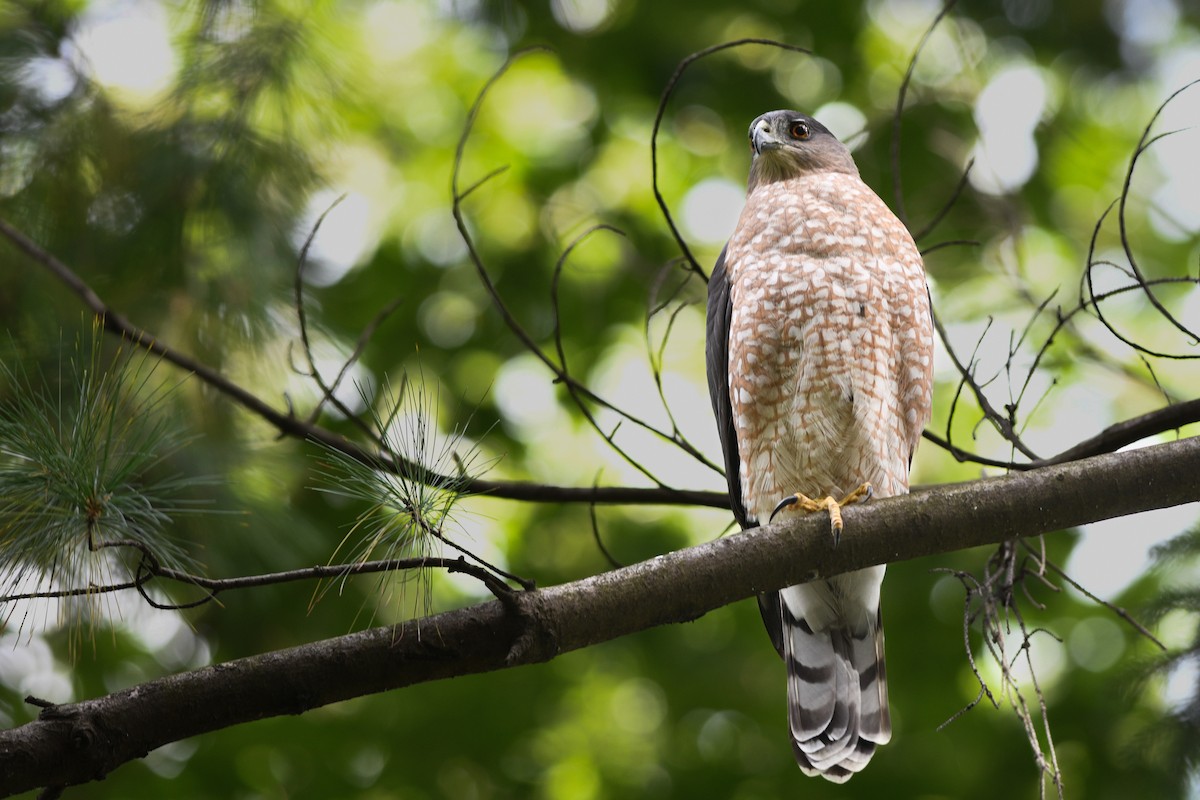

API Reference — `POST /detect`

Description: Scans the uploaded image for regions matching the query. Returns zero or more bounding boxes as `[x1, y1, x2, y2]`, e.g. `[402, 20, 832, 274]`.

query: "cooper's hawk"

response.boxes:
[705, 110, 933, 782]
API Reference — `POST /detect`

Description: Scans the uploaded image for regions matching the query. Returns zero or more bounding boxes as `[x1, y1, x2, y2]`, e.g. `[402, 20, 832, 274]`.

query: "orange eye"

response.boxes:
[790, 121, 810, 140]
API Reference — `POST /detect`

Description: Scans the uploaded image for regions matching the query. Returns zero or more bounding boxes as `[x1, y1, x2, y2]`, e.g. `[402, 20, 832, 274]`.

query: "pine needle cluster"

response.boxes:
[0, 329, 201, 641]
[313, 375, 490, 617]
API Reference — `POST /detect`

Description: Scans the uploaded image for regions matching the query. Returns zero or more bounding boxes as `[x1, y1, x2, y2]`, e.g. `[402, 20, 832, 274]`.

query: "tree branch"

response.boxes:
[3, 435, 1198, 796]
[0, 216, 728, 511]
[1041, 398, 1200, 465]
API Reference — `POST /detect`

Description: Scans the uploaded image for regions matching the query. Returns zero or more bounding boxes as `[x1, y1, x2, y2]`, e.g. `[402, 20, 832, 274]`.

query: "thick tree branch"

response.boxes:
[1041, 399, 1200, 465]
[3, 436, 1198, 796]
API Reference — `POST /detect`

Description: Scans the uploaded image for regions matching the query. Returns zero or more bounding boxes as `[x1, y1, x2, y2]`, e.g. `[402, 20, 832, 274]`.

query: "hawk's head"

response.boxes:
[746, 110, 858, 191]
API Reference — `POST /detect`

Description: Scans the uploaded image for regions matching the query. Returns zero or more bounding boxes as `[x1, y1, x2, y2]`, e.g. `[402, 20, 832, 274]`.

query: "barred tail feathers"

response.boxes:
[781, 583, 890, 783]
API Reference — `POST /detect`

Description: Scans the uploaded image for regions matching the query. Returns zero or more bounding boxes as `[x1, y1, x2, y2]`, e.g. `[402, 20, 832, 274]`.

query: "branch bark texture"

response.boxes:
[2, 436, 1199, 796]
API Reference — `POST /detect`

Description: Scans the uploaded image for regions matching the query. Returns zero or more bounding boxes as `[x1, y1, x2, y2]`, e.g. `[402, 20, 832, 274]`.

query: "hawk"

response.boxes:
[705, 110, 934, 782]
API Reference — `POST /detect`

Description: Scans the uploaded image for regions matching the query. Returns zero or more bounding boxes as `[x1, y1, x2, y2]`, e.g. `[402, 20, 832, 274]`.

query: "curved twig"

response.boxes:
[587, 480, 624, 570]
[920, 430, 1025, 470]
[1019, 541, 1165, 650]
[920, 238, 979, 256]
[291, 194, 397, 443]
[1083, 206, 1198, 360]
[547, 224, 678, 487]
[1081, 83, 1200, 360]
[1114, 80, 1200, 342]
[651, 38, 813, 282]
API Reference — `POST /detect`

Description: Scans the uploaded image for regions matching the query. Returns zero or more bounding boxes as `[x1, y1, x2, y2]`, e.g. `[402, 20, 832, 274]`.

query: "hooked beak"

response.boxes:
[750, 118, 780, 156]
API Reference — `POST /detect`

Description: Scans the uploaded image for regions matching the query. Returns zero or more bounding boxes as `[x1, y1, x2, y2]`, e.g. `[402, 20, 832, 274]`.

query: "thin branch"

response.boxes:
[934, 567, 1000, 732]
[0, 549, 520, 609]
[306, 293, 406, 426]
[642, 265, 720, 472]
[450, 49, 724, 479]
[914, 158, 975, 242]
[1026, 545, 1166, 650]
[920, 429, 1025, 470]
[168, 555, 517, 603]
[0, 215, 730, 510]
[588, 488, 624, 570]
[928, 314, 1133, 470]
[919, 238, 979, 256]
[1043, 398, 1200, 465]
[933, 309, 1042, 461]
[294, 194, 348, 367]
[547, 224, 680, 487]
[290, 194, 396, 443]
[1080, 83, 1200, 360]
[458, 165, 511, 202]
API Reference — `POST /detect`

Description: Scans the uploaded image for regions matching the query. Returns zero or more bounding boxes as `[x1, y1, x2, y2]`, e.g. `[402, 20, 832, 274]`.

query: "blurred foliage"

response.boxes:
[1, 0, 1199, 798]
[1145, 523, 1200, 790]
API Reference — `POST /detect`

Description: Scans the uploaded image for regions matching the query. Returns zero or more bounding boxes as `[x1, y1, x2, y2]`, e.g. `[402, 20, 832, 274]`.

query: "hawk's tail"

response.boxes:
[784, 604, 890, 783]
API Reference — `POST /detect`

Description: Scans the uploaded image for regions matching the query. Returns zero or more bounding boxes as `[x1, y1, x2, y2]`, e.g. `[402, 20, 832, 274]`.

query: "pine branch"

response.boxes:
[2, 435, 1198, 796]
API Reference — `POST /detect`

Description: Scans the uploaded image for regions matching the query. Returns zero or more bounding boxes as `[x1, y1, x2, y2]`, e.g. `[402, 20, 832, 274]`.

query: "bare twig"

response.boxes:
[1043, 397, 1200, 465]
[919, 238, 980, 256]
[451, 49, 725, 482]
[1113, 80, 1200, 343]
[891, 0, 960, 225]
[936, 539, 1065, 798]
[914, 159, 975, 242]
[1082, 208, 1189, 359]
[1026, 543, 1166, 650]
[651, 38, 812, 282]
[546, 224, 680, 487]
[290, 193, 398, 444]
[921, 429, 1024, 469]
[0, 548, 520, 609]
[1081, 83, 1200, 360]
[588, 491, 624, 570]
[644, 264, 713, 467]
[933, 568, 1000, 733]
[934, 310, 1042, 461]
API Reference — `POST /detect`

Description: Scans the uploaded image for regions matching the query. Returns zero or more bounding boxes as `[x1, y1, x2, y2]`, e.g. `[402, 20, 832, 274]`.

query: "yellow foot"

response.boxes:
[768, 483, 873, 546]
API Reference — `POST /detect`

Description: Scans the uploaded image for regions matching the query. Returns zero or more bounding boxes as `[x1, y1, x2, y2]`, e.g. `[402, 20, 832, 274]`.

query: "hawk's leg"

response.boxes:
[768, 483, 873, 546]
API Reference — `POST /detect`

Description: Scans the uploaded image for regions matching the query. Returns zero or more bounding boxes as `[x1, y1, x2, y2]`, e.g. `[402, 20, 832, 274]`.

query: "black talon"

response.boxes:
[769, 494, 800, 523]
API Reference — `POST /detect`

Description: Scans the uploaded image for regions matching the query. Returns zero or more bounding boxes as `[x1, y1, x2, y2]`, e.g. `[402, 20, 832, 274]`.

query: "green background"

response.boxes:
[1, 1, 1198, 797]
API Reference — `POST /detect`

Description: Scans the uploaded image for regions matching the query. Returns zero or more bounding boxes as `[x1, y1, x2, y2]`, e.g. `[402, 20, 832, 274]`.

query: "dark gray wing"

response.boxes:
[705, 245, 749, 529]
[705, 246, 785, 658]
